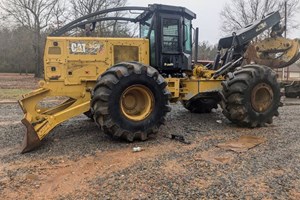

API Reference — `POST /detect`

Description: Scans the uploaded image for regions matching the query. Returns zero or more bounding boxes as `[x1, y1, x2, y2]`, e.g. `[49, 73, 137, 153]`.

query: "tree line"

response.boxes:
[0, 0, 299, 76]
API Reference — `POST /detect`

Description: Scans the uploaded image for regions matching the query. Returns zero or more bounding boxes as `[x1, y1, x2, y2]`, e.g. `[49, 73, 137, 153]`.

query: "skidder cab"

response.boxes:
[19, 4, 300, 153]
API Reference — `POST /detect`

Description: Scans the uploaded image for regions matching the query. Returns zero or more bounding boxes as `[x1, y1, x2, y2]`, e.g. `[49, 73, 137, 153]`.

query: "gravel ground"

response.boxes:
[0, 73, 39, 90]
[0, 98, 300, 199]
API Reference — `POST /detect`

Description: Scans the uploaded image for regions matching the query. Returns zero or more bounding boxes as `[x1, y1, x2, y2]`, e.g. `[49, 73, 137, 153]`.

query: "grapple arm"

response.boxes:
[215, 10, 300, 70]
[244, 37, 300, 68]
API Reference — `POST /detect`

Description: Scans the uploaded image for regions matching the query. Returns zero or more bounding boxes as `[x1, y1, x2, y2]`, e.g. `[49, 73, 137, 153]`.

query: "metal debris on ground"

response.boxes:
[169, 134, 191, 145]
[217, 135, 266, 153]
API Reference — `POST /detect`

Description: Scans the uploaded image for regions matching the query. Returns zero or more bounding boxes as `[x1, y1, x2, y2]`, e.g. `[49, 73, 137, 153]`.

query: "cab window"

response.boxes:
[162, 18, 179, 53]
[184, 18, 192, 52]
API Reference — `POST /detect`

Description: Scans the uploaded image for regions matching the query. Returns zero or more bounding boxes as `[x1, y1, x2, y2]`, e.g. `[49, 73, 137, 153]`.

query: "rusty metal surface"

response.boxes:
[244, 38, 300, 68]
[21, 118, 41, 153]
[217, 135, 266, 153]
[251, 83, 274, 113]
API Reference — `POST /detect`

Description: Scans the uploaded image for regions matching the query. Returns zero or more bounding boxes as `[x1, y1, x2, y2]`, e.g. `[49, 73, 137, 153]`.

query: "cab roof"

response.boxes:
[136, 4, 196, 23]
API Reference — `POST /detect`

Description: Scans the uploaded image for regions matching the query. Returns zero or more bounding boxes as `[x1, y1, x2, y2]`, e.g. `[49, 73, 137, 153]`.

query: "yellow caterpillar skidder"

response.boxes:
[19, 4, 300, 153]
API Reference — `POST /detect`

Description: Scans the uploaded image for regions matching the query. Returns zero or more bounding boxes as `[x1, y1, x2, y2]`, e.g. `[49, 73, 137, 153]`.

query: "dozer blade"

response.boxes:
[18, 84, 91, 153]
[21, 118, 41, 153]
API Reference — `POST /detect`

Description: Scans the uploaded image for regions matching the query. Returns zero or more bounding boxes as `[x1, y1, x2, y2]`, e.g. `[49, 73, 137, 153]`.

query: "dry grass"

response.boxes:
[0, 88, 32, 99]
[0, 73, 39, 100]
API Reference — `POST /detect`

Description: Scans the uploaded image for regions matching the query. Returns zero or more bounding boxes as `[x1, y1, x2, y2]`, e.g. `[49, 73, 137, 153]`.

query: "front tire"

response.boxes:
[221, 65, 280, 127]
[91, 62, 170, 141]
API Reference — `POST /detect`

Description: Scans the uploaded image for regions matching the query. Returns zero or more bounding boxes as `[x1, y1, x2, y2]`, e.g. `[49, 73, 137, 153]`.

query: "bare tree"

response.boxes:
[70, 0, 107, 18]
[69, 0, 132, 37]
[0, 0, 60, 77]
[197, 42, 218, 61]
[220, 0, 300, 35]
[49, 0, 69, 30]
[0, 27, 35, 73]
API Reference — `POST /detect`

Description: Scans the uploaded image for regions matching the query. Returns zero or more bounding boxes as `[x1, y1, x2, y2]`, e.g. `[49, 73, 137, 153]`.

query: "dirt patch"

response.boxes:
[162, 160, 186, 175]
[267, 169, 285, 176]
[243, 177, 272, 200]
[1, 142, 196, 199]
[290, 189, 300, 200]
[191, 179, 213, 189]
[194, 148, 235, 164]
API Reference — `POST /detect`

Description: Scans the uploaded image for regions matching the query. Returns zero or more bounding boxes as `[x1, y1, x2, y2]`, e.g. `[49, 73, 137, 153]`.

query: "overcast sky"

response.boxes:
[128, 0, 300, 44]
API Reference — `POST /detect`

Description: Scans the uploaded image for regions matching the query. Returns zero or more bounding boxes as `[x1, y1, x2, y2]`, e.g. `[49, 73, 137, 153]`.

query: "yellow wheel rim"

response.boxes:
[251, 83, 274, 113]
[120, 85, 154, 121]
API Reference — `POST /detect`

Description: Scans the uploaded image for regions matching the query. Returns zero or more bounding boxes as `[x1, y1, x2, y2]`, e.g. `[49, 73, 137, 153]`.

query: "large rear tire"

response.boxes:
[91, 62, 170, 141]
[221, 65, 280, 127]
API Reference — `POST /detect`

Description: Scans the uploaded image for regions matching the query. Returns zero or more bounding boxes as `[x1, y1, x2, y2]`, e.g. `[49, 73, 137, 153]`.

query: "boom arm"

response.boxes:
[218, 11, 282, 50]
[212, 10, 300, 73]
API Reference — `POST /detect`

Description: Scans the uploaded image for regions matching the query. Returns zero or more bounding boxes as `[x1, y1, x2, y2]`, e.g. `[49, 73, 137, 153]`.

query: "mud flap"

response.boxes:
[21, 119, 41, 153]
